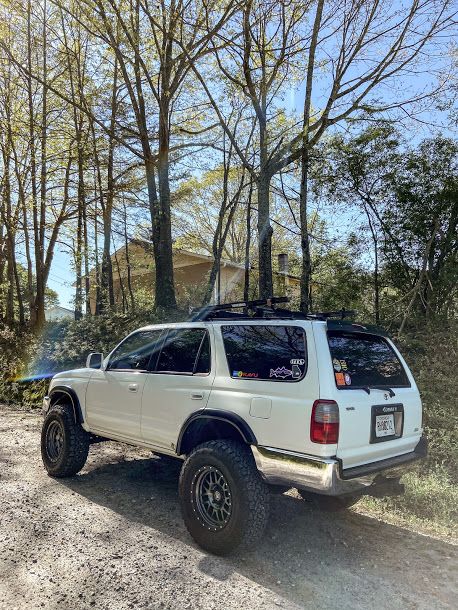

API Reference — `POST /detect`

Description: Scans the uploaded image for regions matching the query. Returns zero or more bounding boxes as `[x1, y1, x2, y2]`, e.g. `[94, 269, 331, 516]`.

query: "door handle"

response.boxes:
[191, 392, 204, 400]
[128, 383, 138, 393]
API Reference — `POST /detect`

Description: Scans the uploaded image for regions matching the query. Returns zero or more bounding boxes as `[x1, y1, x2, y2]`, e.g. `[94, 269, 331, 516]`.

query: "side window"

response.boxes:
[108, 330, 164, 371]
[222, 325, 307, 381]
[157, 329, 210, 374]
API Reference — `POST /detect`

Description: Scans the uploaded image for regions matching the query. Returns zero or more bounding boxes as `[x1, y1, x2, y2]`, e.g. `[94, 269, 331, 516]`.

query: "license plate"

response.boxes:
[375, 414, 395, 437]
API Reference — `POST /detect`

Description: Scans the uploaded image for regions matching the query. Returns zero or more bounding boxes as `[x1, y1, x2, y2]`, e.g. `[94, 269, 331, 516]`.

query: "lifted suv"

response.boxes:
[41, 298, 427, 554]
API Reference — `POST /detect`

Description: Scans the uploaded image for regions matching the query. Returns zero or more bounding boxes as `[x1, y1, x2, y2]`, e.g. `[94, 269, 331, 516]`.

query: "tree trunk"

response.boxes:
[243, 183, 253, 302]
[257, 171, 273, 298]
[299, 0, 323, 314]
[299, 148, 312, 314]
[155, 98, 177, 310]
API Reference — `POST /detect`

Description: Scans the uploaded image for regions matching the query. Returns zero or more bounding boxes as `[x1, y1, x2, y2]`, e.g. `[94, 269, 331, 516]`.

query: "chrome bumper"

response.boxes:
[251, 436, 427, 496]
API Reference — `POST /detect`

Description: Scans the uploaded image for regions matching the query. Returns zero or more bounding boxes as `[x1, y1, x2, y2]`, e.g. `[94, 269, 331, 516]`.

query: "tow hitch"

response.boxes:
[366, 474, 405, 498]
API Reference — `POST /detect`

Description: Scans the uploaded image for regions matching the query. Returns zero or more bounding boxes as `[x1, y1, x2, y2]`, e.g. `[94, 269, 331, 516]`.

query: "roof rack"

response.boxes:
[191, 297, 356, 322]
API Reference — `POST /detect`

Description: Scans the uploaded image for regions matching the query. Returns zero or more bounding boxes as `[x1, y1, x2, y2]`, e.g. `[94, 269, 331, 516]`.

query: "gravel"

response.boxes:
[0, 405, 456, 610]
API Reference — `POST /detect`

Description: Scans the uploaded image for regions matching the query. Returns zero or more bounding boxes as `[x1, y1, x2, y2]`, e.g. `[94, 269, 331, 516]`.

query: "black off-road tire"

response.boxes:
[179, 440, 270, 555]
[297, 489, 359, 512]
[41, 404, 90, 478]
[269, 485, 291, 495]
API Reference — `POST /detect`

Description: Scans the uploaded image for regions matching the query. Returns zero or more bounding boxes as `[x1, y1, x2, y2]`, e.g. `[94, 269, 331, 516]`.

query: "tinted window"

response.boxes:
[222, 325, 307, 381]
[327, 331, 410, 388]
[157, 329, 210, 374]
[108, 330, 164, 371]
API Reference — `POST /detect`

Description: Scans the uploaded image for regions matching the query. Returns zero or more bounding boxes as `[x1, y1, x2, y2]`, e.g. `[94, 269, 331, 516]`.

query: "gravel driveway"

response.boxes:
[0, 406, 456, 610]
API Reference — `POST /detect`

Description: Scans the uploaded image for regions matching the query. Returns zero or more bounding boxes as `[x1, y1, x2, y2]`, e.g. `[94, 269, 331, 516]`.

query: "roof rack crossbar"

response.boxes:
[191, 298, 356, 322]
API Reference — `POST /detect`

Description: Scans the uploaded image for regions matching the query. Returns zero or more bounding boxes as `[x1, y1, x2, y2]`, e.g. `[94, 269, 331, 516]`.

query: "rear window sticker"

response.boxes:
[333, 358, 341, 372]
[335, 372, 345, 386]
[291, 358, 305, 366]
[291, 364, 301, 378]
[232, 370, 259, 378]
[344, 373, 351, 385]
[270, 366, 293, 379]
[340, 360, 348, 371]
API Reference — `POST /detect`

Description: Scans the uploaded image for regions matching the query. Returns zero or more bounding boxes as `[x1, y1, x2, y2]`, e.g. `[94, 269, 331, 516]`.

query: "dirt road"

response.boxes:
[0, 406, 456, 610]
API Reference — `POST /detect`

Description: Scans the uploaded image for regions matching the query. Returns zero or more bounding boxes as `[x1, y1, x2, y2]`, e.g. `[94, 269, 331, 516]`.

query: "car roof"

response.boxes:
[135, 319, 320, 332]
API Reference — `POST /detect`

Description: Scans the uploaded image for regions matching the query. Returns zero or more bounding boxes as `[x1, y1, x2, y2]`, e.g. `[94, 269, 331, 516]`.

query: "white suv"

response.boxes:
[41, 298, 427, 555]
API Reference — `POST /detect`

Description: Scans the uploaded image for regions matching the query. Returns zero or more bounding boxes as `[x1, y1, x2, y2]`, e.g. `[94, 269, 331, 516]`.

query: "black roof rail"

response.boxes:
[308, 308, 356, 321]
[191, 298, 356, 322]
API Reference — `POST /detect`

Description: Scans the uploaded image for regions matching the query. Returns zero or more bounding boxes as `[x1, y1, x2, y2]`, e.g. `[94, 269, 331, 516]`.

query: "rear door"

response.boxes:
[141, 325, 215, 450]
[318, 328, 422, 469]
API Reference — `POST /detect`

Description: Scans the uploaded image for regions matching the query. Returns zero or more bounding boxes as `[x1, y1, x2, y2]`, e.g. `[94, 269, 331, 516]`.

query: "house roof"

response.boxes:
[45, 306, 74, 314]
[130, 239, 246, 270]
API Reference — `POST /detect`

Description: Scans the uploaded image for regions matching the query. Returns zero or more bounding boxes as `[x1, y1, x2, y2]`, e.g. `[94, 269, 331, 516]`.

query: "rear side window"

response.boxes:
[157, 328, 210, 374]
[327, 331, 410, 388]
[222, 325, 307, 381]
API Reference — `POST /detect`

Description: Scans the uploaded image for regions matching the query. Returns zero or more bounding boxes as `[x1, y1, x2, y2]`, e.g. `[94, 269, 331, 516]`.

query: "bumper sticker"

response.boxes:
[335, 372, 345, 386]
[269, 366, 293, 379]
[232, 370, 259, 378]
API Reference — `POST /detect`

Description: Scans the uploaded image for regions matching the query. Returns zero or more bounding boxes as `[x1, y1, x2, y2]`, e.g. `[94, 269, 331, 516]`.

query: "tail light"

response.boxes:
[311, 400, 339, 444]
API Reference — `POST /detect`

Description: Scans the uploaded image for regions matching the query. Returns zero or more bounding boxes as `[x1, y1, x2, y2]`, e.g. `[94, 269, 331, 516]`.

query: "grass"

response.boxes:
[359, 466, 458, 542]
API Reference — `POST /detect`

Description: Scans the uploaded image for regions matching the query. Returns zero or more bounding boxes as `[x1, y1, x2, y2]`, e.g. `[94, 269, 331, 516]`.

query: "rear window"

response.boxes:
[327, 331, 410, 389]
[221, 325, 307, 381]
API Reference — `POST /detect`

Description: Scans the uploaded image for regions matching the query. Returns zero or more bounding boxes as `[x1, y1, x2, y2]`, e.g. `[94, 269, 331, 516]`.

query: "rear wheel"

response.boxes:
[179, 440, 270, 555]
[41, 404, 89, 477]
[297, 489, 359, 512]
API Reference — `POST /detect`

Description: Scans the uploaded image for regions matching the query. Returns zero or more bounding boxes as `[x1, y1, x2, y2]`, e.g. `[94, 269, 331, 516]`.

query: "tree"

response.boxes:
[296, 0, 456, 312]
[320, 124, 401, 323]
[385, 137, 458, 320]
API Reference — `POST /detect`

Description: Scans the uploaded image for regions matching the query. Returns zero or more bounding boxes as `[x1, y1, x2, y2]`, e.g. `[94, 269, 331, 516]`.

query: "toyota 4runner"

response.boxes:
[41, 298, 427, 555]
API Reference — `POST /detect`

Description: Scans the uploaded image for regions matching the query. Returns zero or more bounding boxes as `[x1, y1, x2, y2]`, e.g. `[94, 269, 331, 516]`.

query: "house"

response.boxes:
[89, 239, 300, 311]
[45, 305, 75, 321]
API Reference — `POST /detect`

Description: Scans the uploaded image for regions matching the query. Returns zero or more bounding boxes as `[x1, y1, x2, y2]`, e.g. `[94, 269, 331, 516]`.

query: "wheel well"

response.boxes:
[49, 388, 82, 424]
[178, 417, 250, 455]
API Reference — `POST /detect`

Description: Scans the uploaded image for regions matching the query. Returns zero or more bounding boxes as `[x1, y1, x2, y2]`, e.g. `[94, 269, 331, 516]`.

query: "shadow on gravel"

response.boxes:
[61, 452, 454, 608]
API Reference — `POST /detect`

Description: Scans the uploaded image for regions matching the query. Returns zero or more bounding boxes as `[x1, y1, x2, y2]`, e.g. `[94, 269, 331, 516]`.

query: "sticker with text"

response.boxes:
[232, 370, 258, 379]
[332, 358, 341, 372]
[269, 366, 293, 379]
[335, 372, 345, 386]
[290, 358, 305, 366]
[340, 359, 348, 371]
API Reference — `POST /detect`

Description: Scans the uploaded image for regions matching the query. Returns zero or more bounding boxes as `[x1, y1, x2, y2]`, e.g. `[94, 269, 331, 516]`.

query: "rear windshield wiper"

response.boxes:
[360, 386, 396, 397]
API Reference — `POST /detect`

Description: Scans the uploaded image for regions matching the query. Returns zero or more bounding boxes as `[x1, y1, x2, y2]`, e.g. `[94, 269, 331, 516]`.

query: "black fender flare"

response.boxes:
[176, 409, 258, 455]
[48, 386, 84, 424]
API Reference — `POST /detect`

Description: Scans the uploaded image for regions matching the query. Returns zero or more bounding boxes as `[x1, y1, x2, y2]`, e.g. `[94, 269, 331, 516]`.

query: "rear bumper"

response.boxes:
[252, 436, 427, 496]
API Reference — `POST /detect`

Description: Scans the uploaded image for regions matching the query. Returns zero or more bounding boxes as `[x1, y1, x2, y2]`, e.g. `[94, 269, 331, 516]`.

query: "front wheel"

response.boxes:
[179, 440, 270, 555]
[41, 404, 90, 477]
[297, 489, 360, 512]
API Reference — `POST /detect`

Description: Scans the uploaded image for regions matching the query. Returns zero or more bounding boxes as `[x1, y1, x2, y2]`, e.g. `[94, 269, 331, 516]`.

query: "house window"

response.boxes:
[156, 329, 210, 375]
[222, 325, 307, 381]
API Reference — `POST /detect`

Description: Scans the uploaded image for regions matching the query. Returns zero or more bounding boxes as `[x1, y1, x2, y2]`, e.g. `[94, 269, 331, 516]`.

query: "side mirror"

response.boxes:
[86, 352, 103, 369]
